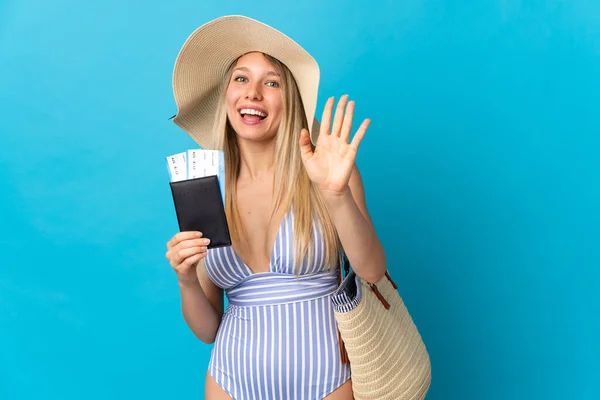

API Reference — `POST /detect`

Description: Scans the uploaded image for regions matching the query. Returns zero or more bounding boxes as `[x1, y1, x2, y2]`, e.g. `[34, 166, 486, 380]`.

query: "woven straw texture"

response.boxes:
[171, 15, 321, 149]
[334, 273, 431, 400]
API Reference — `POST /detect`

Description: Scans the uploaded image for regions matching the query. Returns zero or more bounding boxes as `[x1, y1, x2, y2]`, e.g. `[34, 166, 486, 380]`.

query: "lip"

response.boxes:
[237, 104, 268, 126]
[238, 114, 265, 126]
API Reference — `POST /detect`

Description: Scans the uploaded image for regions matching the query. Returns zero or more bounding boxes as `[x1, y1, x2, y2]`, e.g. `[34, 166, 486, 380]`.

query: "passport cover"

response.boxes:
[169, 175, 231, 249]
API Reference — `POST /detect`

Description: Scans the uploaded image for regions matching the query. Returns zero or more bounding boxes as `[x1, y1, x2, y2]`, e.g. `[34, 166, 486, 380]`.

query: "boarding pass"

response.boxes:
[166, 149, 226, 203]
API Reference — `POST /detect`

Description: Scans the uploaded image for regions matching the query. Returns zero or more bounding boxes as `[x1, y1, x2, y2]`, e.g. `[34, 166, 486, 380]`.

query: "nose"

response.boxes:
[244, 81, 262, 100]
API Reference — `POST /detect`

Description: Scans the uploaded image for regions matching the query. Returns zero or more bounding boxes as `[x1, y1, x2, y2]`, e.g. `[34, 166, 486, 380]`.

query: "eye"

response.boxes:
[233, 75, 248, 83]
[266, 81, 280, 88]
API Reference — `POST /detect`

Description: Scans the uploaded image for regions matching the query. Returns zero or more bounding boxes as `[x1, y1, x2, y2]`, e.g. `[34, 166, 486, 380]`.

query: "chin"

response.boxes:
[236, 131, 278, 144]
[231, 123, 278, 143]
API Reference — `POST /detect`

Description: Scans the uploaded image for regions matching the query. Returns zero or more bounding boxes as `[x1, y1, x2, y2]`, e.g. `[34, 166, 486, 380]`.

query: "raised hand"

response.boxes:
[299, 95, 370, 196]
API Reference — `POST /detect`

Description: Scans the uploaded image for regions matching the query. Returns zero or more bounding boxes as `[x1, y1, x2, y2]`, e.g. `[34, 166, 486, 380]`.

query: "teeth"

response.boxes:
[240, 108, 267, 117]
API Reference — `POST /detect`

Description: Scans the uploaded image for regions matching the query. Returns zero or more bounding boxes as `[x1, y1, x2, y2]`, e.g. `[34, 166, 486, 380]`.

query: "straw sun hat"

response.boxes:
[170, 15, 321, 149]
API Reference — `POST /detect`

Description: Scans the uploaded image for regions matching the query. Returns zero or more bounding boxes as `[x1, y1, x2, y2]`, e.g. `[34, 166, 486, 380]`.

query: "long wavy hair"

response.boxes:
[209, 52, 340, 271]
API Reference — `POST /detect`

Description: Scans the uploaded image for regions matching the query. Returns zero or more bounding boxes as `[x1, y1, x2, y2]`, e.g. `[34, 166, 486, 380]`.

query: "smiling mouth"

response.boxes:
[239, 108, 268, 122]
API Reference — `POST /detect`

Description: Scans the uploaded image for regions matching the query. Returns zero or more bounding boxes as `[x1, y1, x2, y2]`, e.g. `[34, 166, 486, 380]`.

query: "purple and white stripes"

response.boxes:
[204, 210, 351, 399]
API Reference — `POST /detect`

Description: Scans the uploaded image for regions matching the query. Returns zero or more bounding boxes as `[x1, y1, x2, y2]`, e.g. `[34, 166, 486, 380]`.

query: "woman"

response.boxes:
[165, 16, 387, 400]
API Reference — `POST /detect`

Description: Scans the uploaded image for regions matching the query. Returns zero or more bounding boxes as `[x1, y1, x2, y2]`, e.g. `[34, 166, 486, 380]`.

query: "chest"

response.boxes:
[233, 178, 287, 274]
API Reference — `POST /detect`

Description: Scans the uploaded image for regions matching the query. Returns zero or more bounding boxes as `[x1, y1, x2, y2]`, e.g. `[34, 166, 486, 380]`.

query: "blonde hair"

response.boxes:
[211, 53, 340, 271]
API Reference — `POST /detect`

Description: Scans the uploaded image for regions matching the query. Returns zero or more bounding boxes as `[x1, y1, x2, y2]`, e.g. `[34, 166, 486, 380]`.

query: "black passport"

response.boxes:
[169, 175, 232, 249]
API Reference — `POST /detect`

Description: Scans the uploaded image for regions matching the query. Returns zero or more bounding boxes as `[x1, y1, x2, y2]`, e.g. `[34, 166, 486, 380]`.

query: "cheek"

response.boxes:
[269, 95, 284, 120]
[273, 105, 283, 123]
[225, 90, 238, 118]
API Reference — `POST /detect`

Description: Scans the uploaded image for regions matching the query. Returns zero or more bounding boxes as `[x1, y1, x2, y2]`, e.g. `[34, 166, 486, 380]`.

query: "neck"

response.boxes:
[237, 138, 276, 181]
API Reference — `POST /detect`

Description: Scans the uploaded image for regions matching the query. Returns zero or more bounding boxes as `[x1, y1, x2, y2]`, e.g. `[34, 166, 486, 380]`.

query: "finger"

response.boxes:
[175, 246, 208, 265]
[350, 118, 370, 150]
[320, 97, 335, 137]
[177, 238, 211, 250]
[168, 237, 209, 263]
[331, 94, 349, 137]
[298, 129, 312, 152]
[340, 100, 355, 142]
[183, 252, 206, 266]
[167, 231, 203, 249]
[299, 128, 313, 161]
[178, 253, 205, 270]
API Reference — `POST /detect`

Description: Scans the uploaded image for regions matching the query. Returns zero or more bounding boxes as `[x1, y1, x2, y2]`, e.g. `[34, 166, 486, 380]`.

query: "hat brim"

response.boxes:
[171, 15, 321, 149]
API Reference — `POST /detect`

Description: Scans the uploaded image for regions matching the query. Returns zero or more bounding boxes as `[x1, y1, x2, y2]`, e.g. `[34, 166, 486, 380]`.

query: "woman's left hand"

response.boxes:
[299, 95, 370, 196]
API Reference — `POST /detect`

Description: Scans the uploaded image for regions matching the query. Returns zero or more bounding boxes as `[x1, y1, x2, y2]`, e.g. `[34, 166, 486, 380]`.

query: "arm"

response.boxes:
[166, 231, 224, 344]
[178, 258, 224, 344]
[323, 164, 387, 283]
[299, 95, 387, 282]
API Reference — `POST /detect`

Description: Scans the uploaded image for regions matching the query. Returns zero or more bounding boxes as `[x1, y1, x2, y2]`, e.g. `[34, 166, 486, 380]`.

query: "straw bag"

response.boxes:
[332, 254, 432, 400]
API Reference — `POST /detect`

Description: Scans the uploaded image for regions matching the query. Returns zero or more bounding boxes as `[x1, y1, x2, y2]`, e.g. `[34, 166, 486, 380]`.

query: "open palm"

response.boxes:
[300, 95, 370, 195]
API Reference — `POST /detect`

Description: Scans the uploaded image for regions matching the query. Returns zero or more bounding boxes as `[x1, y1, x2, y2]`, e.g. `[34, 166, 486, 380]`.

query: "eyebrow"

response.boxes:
[233, 66, 280, 77]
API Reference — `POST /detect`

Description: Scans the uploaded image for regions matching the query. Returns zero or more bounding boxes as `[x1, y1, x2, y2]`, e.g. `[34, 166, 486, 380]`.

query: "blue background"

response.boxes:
[1, 1, 599, 399]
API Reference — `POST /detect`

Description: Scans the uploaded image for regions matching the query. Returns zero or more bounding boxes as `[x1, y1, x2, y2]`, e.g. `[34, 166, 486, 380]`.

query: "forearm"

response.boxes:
[178, 279, 222, 344]
[324, 188, 387, 283]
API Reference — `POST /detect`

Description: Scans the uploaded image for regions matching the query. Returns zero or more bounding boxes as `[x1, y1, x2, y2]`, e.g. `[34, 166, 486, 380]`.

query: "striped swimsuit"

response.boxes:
[204, 210, 351, 399]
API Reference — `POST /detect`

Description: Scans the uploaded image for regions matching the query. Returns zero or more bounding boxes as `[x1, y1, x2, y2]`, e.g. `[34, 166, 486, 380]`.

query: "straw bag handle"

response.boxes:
[338, 253, 398, 309]
[337, 253, 350, 364]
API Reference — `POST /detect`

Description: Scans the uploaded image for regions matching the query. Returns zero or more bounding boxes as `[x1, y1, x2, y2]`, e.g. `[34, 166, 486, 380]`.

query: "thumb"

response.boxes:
[299, 128, 313, 161]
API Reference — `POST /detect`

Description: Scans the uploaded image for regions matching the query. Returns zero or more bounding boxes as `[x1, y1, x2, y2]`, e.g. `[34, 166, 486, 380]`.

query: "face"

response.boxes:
[225, 52, 284, 143]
